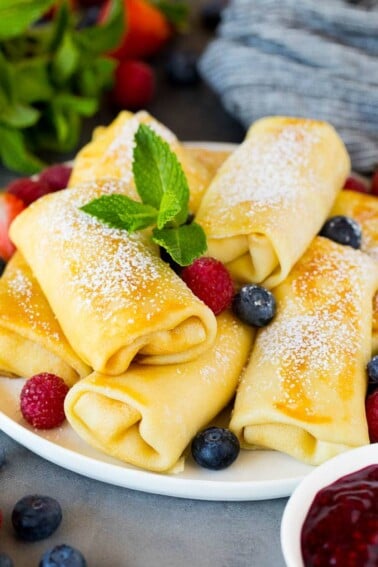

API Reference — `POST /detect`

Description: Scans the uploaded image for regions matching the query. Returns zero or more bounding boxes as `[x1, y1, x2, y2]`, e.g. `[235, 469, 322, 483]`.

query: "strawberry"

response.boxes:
[112, 59, 156, 108]
[0, 193, 25, 261]
[371, 169, 378, 197]
[99, 0, 172, 59]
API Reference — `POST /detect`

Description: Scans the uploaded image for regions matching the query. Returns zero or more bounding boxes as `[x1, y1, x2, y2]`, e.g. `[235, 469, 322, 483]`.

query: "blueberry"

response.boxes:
[12, 495, 62, 541]
[0, 553, 14, 567]
[0, 258, 6, 277]
[39, 544, 87, 567]
[319, 215, 362, 249]
[200, 0, 229, 30]
[232, 284, 276, 327]
[166, 51, 200, 86]
[191, 427, 240, 470]
[367, 356, 378, 384]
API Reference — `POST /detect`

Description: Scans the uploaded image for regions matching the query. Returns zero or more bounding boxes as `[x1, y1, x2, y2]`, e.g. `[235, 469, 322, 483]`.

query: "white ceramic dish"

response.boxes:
[280, 443, 378, 567]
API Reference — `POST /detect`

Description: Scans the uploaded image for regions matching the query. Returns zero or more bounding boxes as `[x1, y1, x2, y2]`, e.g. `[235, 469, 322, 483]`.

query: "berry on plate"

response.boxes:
[20, 373, 69, 429]
[232, 284, 276, 327]
[343, 175, 369, 194]
[39, 164, 72, 191]
[112, 59, 156, 109]
[191, 427, 240, 470]
[6, 177, 50, 206]
[12, 495, 62, 541]
[181, 257, 234, 315]
[0, 193, 25, 261]
[319, 215, 362, 249]
[39, 544, 87, 567]
[367, 356, 378, 385]
[366, 389, 378, 443]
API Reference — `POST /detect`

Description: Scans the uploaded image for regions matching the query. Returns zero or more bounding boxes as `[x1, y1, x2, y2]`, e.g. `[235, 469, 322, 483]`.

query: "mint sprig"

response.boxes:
[80, 124, 207, 267]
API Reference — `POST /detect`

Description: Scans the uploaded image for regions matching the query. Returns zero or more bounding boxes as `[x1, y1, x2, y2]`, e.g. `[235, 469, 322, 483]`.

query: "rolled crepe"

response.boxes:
[195, 116, 350, 288]
[330, 190, 378, 353]
[0, 252, 90, 386]
[65, 311, 254, 472]
[230, 236, 378, 465]
[69, 110, 213, 213]
[10, 179, 217, 375]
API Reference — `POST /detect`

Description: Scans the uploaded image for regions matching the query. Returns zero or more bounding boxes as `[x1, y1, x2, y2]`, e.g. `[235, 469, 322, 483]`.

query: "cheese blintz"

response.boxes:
[230, 237, 378, 465]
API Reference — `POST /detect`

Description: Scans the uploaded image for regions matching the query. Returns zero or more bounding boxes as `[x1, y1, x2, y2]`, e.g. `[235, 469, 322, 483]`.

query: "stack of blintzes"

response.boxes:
[3, 111, 378, 473]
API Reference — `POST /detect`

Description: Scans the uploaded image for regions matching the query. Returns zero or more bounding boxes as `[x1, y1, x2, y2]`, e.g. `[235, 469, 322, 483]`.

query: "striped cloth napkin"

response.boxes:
[199, 0, 378, 172]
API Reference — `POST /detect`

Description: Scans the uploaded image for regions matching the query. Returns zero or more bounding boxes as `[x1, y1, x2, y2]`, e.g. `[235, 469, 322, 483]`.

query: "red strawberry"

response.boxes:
[7, 177, 51, 206]
[112, 59, 156, 109]
[371, 169, 378, 197]
[343, 176, 369, 194]
[181, 257, 234, 315]
[39, 164, 72, 191]
[20, 373, 69, 430]
[0, 193, 25, 261]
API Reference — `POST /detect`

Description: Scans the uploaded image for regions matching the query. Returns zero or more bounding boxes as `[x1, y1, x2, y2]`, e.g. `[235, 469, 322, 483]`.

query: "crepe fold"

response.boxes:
[69, 110, 213, 213]
[330, 190, 378, 353]
[195, 116, 350, 288]
[0, 252, 90, 386]
[10, 179, 217, 375]
[64, 311, 254, 472]
[230, 237, 378, 465]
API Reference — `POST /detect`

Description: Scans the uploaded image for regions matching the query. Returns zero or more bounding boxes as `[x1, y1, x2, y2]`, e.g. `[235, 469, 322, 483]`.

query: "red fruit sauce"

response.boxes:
[301, 464, 378, 566]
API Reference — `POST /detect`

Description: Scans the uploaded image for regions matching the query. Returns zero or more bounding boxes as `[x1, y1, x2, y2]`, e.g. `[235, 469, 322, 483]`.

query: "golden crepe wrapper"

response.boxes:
[195, 116, 350, 288]
[330, 190, 378, 353]
[0, 252, 90, 386]
[64, 311, 254, 472]
[69, 110, 213, 213]
[230, 237, 378, 465]
[10, 179, 217, 375]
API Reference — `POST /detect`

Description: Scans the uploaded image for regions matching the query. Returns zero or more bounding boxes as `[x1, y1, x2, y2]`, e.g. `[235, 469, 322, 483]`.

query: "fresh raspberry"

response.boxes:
[39, 164, 72, 191]
[343, 176, 369, 194]
[20, 373, 69, 429]
[7, 177, 51, 206]
[371, 169, 378, 197]
[181, 257, 234, 315]
[365, 389, 378, 442]
[112, 59, 156, 109]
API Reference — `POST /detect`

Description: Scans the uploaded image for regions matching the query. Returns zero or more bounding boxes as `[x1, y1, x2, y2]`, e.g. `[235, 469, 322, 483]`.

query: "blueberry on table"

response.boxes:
[0, 553, 14, 567]
[319, 215, 362, 249]
[39, 544, 87, 567]
[191, 427, 240, 470]
[166, 51, 200, 86]
[232, 284, 276, 327]
[12, 495, 62, 541]
[367, 356, 378, 384]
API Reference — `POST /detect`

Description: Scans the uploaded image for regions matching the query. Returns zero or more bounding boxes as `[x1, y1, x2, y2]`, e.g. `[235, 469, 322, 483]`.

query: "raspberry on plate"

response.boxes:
[365, 389, 378, 443]
[6, 177, 51, 206]
[343, 175, 369, 194]
[39, 164, 72, 191]
[181, 256, 234, 315]
[20, 373, 69, 429]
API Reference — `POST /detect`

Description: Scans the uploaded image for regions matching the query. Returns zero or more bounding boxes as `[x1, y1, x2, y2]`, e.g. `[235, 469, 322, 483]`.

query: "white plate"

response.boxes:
[281, 443, 378, 567]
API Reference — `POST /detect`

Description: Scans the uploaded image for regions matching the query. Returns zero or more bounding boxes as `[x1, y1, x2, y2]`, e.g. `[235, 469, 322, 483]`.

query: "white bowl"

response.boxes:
[280, 444, 378, 567]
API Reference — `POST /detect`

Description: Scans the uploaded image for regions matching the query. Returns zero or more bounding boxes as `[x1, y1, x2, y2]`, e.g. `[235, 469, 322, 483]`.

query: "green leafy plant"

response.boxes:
[0, 0, 124, 174]
[81, 124, 207, 266]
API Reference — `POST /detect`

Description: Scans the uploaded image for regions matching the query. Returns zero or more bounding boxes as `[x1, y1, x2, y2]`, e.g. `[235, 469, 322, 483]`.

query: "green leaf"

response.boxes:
[133, 124, 190, 226]
[74, 0, 125, 55]
[152, 223, 207, 266]
[0, 0, 56, 40]
[55, 93, 98, 117]
[0, 50, 14, 103]
[0, 103, 40, 128]
[52, 31, 80, 84]
[80, 194, 158, 231]
[0, 124, 44, 174]
[76, 57, 116, 98]
[13, 57, 53, 103]
[151, 1, 189, 28]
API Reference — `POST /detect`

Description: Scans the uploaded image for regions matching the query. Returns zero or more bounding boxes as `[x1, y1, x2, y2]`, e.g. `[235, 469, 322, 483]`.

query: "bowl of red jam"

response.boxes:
[280, 444, 378, 567]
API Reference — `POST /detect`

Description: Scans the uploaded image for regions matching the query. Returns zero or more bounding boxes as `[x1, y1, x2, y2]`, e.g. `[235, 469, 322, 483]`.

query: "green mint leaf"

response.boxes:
[133, 124, 189, 226]
[152, 223, 207, 266]
[80, 194, 158, 232]
[0, 103, 40, 128]
[151, 1, 189, 28]
[74, 0, 125, 55]
[13, 57, 53, 103]
[0, 0, 56, 40]
[0, 124, 44, 174]
[52, 31, 80, 84]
